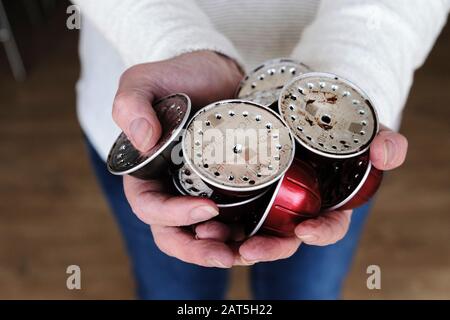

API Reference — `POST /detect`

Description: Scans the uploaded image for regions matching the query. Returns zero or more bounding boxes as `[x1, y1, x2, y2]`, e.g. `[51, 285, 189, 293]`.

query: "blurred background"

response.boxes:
[0, 1, 449, 299]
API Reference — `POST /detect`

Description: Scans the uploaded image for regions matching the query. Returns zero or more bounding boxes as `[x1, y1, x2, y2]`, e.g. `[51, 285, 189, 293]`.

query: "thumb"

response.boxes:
[370, 127, 408, 171]
[112, 67, 163, 152]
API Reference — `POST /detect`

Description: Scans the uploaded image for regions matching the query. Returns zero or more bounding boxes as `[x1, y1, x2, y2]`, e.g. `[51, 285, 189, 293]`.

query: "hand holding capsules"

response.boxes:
[111, 51, 408, 267]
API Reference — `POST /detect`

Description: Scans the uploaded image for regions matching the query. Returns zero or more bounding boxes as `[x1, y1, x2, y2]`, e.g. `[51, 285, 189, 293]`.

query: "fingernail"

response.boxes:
[207, 258, 229, 268]
[241, 257, 258, 265]
[383, 139, 395, 167]
[296, 233, 318, 242]
[190, 206, 219, 223]
[130, 118, 153, 151]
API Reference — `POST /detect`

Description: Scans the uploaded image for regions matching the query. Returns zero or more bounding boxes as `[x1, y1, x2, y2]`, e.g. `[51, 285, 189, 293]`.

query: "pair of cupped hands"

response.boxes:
[113, 51, 408, 268]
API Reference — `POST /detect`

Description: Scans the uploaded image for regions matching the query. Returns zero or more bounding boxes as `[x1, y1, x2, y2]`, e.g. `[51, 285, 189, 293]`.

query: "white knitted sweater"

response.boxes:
[73, 0, 449, 160]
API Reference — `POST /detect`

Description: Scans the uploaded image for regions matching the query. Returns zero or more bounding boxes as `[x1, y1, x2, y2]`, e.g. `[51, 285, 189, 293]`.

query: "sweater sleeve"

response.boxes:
[72, 0, 243, 68]
[291, 0, 450, 129]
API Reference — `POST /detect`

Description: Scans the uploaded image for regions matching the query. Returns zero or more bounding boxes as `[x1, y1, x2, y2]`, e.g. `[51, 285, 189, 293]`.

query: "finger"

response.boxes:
[228, 243, 256, 266]
[238, 235, 301, 263]
[294, 210, 352, 246]
[195, 220, 231, 242]
[151, 225, 234, 268]
[370, 129, 408, 171]
[112, 66, 163, 152]
[233, 256, 257, 266]
[195, 221, 247, 242]
[124, 175, 219, 226]
[223, 243, 263, 266]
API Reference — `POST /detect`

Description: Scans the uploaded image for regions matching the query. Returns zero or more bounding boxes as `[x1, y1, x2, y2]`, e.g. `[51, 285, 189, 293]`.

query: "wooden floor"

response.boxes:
[0, 5, 449, 299]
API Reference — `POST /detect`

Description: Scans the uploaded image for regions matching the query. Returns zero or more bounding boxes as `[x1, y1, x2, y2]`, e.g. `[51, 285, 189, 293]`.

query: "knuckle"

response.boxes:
[335, 229, 347, 242]
[151, 231, 163, 248]
[129, 202, 149, 224]
[123, 186, 147, 223]
[130, 195, 157, 225]
[120, 64, 142, 82]
[152, 233, 175, 258]
[282, 242, 300, 259]
[152, 232, 165, 250]
[334, 214, 350, 238]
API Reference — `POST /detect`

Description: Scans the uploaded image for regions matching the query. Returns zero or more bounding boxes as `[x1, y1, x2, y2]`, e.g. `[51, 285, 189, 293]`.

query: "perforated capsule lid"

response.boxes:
[175, 164, 214, 198]
[279, 73, 378, 158]
[181, 100, 295, 192]
[107, 93, 191, 175]
[236, 58, 310, 106]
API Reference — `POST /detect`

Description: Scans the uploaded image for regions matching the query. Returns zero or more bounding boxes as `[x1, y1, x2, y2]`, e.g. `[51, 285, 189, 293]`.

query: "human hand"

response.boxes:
[114, 51, 243, 268]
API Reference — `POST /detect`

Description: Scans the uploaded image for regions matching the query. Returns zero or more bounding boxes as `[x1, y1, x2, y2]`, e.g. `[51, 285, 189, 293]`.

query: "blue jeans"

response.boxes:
[86, 141, 371, 299]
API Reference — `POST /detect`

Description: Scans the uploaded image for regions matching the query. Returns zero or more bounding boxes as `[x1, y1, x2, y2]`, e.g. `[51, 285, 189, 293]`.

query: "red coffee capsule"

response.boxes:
[338, 164, 383, 210]
[299, 147, 383, 211]
[279, 72, 382, 210]
[246, 158, 322, 237]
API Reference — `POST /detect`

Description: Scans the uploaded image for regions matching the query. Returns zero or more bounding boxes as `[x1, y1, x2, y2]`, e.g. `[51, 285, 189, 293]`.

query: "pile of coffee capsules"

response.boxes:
[107, 58, 383, 237]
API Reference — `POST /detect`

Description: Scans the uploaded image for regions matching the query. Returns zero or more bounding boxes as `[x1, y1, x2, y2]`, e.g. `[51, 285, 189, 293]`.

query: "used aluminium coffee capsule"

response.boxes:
[173, 164, 215, 199]
[338, 162, 383, 211]
[107, 93, 191, 179]
[181, 100, 295, 196]
[246, 158, 322, 237]
[172, 164, 271, 230]
[303, 149, 382, 211]
[279, 72, 379, 159]
[279, 73, 382, 210]
[236, 58, 310, 108]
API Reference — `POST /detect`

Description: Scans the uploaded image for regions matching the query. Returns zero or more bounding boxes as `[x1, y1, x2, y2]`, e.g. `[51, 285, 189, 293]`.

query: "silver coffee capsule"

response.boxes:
[172, 164, 215, 199]
[279, 72, 379, 159]
[107, 93, 191, 179]
[172, 164, 269, 207]
[181, 99, 295, 194]
[236, 58, 310, 107]
[172, 165, 271, 229]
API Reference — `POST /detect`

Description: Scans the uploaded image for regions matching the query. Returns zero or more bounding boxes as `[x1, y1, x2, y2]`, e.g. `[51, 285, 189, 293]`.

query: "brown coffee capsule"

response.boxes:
[107, 93, 191, 179]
